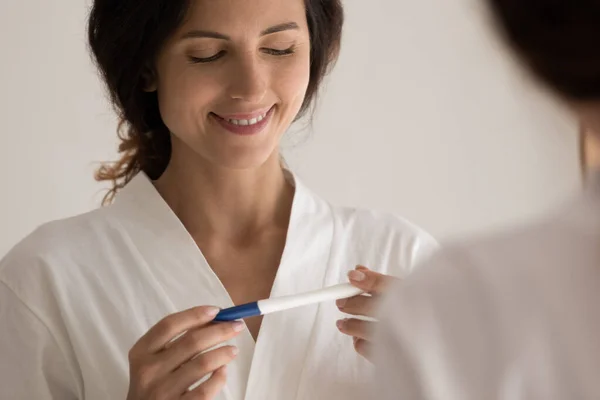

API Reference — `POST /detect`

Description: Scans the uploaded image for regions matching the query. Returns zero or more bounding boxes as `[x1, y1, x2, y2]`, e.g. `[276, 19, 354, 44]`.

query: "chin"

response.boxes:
[201, 145, 280, 171]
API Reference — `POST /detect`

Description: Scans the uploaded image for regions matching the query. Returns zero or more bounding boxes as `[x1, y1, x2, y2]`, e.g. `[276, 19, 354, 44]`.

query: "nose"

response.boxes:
[227, 53, 268, 103]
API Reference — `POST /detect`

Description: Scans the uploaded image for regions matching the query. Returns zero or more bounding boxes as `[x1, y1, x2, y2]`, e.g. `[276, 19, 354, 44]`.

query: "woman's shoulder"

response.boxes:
[293, 174, 438, 260]
[336, 205, 432, 235]
[326, 204, 439, 274]
[331, 204, 437, 248]
[292, 173, 435, 242]
[0, 205, 120, 286]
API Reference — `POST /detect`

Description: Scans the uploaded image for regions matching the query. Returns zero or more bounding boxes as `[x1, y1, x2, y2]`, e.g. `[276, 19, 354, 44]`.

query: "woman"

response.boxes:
[375, 1, 600, 399]
[0, 0, 436, 399]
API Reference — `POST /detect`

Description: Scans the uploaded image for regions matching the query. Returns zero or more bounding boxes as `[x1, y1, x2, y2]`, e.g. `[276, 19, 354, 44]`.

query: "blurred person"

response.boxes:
[375, 1, 600, 399]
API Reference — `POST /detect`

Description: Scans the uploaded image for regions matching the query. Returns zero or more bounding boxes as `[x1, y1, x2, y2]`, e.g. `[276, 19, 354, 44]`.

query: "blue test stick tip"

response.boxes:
[213, 302, 261, 322]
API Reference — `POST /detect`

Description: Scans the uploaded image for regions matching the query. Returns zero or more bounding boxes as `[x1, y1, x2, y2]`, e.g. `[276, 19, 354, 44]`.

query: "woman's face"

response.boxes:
[152, 0, 311, 170]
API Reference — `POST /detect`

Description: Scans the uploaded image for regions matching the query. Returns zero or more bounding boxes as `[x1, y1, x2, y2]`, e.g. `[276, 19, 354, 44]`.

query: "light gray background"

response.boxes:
[0, 0, 581, 257]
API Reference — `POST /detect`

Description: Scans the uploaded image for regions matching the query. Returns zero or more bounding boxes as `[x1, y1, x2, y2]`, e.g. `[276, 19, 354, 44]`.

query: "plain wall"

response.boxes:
[284, 0, 580, 238]
[0, 0, 581, 257]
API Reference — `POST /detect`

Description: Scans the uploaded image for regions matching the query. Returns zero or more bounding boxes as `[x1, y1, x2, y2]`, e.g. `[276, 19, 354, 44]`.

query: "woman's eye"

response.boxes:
[188, 47, 295, 64]
[188, 51, 226, 64]
[262, 47, 296, 56]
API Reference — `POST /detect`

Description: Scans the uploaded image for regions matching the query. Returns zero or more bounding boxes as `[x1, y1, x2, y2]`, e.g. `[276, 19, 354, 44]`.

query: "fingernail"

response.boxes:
[232, 321, 246, 332]
[336, 299, 347, 308]
[348, 270, 366, 282]
[356, 265, 368, 271]
[205, 307, 220, 317]
[336, 319, 346, 330]
[231, 346, 239, 356]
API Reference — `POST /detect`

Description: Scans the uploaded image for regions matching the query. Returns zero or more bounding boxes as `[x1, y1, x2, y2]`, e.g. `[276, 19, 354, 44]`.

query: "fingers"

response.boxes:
[347, 266, 398, 295]
[182, 366, 228, 400]
[338, 271, 383, 364]
[336, 318, 371, 341]
[127, 307, 242, 398]
[336, 294, 376, 317]
[160, 321, 245, 373]
[157, 345, 237, 398]
[353, 338, 371, 362]
[338, 320, 374, 362]
[134, 306, 221, 355]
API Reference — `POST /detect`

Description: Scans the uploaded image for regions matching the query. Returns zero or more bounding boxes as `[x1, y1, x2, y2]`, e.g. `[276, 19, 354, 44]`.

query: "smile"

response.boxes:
[225, 112, 268, 126]
[210, 106, 275, 136]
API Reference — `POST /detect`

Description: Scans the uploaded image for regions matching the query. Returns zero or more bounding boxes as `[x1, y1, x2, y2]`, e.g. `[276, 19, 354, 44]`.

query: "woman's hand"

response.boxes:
[127, 306, 245, 400]
[336, 266, 398, 362]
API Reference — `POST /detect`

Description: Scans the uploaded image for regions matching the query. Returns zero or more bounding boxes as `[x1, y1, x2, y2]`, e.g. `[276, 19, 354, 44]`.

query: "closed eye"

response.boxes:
[262, 47, 296, 56]
[188, 46, 295, 64]
[188, 51, 226, 64]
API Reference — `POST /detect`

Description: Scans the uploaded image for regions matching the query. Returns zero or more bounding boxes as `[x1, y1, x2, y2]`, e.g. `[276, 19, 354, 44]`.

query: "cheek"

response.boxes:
[156, 64, 221, 134]
[273, 55, 311, 109]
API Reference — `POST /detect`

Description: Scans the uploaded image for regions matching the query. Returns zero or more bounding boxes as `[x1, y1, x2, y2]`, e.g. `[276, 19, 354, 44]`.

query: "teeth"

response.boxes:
[227, 112, 267, 126]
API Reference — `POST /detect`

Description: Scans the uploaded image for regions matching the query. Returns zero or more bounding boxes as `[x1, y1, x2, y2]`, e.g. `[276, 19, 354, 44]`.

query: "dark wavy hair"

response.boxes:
[88, 0, 344, 204]
[486, 0, 600, 101]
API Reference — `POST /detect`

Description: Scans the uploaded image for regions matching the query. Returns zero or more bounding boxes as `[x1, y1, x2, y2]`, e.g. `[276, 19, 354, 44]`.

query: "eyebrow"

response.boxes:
[181, 22, 299, 41]
[260, 22, 299, 36]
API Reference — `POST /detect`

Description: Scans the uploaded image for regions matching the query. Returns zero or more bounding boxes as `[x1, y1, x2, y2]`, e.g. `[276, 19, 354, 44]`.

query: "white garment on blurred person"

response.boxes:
[375, 173, 600, 400]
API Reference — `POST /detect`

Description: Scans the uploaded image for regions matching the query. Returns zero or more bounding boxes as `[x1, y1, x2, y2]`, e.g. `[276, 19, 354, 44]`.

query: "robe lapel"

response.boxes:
[113, 174, 254, 400]
[114, 172, 333, 400]
[244, 174, 335, 400]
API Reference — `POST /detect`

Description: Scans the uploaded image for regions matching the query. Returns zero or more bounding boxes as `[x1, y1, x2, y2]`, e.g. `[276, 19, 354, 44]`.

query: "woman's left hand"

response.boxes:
[336, 266, 399, 362]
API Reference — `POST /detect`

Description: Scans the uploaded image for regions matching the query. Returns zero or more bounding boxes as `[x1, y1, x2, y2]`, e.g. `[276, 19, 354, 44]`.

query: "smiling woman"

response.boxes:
[0, 1, 437, 399]
[90, 0, 341, 195]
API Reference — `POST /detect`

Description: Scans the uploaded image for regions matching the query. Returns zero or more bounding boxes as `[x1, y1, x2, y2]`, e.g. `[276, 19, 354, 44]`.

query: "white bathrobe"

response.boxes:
[0, 172, 436, 400]
[375, 176, 600, 400]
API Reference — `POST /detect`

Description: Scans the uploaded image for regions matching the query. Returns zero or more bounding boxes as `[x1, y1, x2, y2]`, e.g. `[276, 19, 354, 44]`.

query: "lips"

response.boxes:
[217, 110, 270, 126]
[210, 106, 275, 136]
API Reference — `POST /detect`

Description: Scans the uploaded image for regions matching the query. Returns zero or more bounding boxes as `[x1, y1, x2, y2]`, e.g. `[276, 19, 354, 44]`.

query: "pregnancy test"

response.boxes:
[213, 283, 364, 322]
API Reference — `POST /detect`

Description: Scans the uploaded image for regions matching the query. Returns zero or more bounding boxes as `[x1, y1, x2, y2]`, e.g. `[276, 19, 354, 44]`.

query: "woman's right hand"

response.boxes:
[127, 306, 245, 400]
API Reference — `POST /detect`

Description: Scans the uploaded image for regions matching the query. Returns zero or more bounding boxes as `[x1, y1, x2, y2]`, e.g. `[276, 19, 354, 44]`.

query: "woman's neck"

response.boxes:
[153, 150, 294, 243]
